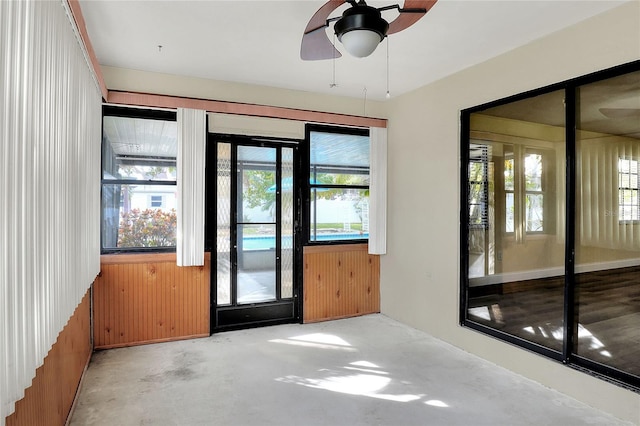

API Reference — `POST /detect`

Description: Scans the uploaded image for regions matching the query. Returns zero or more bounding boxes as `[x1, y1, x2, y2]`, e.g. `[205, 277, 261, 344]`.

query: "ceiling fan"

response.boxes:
[301, 0, 438, 60]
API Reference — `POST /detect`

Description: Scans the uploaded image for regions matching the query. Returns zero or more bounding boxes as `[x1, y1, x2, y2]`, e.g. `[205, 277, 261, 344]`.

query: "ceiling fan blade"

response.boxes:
[387, 0, 438, 35]
[301, 0, 345, 61]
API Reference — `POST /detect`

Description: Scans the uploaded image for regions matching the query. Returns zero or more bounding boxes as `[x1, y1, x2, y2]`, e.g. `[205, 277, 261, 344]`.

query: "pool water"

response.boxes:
[242, 234, 368, 250]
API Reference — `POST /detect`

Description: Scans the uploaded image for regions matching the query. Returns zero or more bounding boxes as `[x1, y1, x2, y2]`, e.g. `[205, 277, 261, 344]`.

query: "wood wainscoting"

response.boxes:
[93, 253, 210, 349]
[303, 244, 380, 323]
[5, 290, 92, 426]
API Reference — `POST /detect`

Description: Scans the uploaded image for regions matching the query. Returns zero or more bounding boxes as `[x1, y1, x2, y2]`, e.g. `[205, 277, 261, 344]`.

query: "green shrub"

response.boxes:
[118, 208, 177, 247]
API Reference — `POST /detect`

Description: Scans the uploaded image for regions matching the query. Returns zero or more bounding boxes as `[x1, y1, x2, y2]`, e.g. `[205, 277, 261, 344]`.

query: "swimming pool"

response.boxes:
[242, 233, 368, 250]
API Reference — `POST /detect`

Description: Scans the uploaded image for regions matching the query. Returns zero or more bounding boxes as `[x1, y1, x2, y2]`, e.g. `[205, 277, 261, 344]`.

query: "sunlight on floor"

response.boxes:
[269, 333, 356, 351]
[425, 400, 450, 408]
[274, 359, 449, 405]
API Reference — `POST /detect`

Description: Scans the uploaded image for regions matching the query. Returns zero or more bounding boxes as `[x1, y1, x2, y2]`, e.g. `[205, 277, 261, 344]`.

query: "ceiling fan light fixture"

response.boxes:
[334, 3, 389, 58]
[339, 29, 384, 58]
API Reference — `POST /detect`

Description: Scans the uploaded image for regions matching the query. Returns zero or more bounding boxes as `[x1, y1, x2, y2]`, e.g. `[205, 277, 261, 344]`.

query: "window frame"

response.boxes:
[302, 124, 370, 246]
[100, 105, 178, 254]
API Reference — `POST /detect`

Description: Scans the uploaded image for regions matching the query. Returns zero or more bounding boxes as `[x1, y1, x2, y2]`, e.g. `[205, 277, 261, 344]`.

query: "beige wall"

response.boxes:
[382, 2, 639, 423]
[103, 66, 388, 120]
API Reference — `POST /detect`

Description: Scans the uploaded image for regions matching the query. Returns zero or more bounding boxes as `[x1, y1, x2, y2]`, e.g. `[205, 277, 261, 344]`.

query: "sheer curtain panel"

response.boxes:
[177, 108, 207, 266]
[369, 127, 388, 255]
[0, 1, 102, 423]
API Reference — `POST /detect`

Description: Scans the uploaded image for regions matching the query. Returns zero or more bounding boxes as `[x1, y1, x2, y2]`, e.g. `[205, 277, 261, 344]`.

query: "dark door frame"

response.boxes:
[205, 134, 304, 332]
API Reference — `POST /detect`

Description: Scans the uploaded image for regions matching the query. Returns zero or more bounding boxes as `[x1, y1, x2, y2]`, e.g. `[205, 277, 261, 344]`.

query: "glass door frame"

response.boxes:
[206, 134, 304, 331]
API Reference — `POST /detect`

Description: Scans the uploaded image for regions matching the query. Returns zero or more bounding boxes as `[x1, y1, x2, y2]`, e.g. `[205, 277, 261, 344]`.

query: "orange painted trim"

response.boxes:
[304, 243, 369, 254]
[107, 91, 388, 129]
[100, 252, 177, 264]
[66, 0, 108, 100]
[100, 252, 210, 265]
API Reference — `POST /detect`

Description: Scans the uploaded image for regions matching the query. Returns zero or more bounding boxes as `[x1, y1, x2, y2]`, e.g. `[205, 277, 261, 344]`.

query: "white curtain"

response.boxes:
[177, 108, 207, 266]
[369, 127, 388, 255]
[0, 1, 102, 423]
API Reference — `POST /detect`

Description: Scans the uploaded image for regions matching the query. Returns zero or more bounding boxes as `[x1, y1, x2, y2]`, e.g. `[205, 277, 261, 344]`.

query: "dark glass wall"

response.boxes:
[461, 62, 640, 389]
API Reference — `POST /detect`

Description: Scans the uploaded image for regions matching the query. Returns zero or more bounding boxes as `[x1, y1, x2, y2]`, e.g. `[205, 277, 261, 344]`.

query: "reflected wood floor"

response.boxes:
[468, 266, 640, 376]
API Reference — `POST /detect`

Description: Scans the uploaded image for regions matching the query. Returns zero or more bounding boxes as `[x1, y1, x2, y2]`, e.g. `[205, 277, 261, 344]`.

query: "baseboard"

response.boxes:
[65, 350, 93, 426]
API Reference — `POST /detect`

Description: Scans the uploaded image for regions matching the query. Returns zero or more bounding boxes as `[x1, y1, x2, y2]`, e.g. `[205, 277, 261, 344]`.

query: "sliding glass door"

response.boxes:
[461, 62, 640, 389]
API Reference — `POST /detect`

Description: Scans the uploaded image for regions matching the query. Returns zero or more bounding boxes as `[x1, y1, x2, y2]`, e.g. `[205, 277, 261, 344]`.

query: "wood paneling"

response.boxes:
[6, 290, 92, 426]
[303, 244, 380, 323]
[93, 253, 210, 349]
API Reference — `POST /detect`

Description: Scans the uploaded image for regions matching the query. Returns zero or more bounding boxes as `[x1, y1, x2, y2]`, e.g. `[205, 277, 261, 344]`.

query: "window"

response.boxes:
[101, 106, 178, 251]
[618, 157, 639, 221]
[150, 195, 163, 208]
[306, 125, 370, 243]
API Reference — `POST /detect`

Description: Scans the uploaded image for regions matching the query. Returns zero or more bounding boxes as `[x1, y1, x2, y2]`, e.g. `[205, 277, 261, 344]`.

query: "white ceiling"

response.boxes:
[79, 0, 630, 101]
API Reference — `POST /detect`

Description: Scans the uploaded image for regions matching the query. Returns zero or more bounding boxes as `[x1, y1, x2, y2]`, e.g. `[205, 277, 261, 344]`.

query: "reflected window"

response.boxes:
[618, 158, 639, 221]
[101, 106, 178, 251]
[504, 147, 551, 234]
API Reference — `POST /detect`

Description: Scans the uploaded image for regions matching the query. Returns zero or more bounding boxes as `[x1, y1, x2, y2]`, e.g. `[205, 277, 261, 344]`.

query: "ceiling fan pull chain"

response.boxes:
[330, 33, 338, 88]
[386, 36, 391, 98]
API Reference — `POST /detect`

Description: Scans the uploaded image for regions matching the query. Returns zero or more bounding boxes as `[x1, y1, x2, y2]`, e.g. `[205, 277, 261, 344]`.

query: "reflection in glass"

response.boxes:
[466, 90, 566, 352]
[575, 70, 640, 378]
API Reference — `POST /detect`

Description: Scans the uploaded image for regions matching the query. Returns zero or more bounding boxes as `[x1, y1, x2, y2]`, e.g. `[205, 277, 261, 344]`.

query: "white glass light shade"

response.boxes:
[339, 29, 382, 58]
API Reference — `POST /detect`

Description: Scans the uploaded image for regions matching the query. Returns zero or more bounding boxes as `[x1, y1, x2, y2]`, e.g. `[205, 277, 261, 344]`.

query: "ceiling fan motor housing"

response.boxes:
[334, 4, 390, 43]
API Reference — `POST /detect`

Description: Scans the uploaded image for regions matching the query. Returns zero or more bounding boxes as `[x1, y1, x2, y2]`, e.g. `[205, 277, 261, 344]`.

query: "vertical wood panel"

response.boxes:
[303, 244, 380, 323]
[93, 253, 210, 349]
[6, 289, 92, 426]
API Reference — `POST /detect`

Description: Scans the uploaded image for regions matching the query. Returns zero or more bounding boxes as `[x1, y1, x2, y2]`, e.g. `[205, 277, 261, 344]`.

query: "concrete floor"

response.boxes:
[71, 314, 633, 426]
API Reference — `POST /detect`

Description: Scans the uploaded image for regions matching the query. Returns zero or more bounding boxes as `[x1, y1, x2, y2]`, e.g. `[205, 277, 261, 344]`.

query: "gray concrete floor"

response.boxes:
[71, 314, 633, 426]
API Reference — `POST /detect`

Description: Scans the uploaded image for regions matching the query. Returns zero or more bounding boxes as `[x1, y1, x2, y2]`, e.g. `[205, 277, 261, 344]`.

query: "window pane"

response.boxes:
[281, 148, 294, 299]
[505, 193, 514, 232]
[576, 70, 640, 379]
[504, 157, 514, 190]
[310, 188, 369, 241]
[102, 184, 177, 248]
[466, 89, 565, 353]
[525, 152, 543, 191]
[310, 131, 369, 174]
[102, 115, 177, 181]
[216, 143, 232, 306]
[526, 194, 544, 232]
